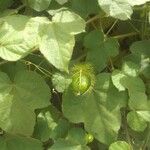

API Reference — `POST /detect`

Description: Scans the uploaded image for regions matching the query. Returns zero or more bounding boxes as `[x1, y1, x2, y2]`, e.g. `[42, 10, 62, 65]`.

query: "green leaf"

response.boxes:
[67, 128, 87, 145]
[121, 76, 148, 110]
[39, 10, 85, 72]
[55, 0, 68, 5]
[0, 15, 47, 61]
[52, 72, 72, 93]
[84, 30, 119, 72]
[52, 10, 86, 35]
[112, 62, 149, 111]
[99, 1, 150, 20]
[34, 106, 59, 142]
[111, 70, 126, 91]
[0, 9, 18, 18]
[62, 88, 85, 123]
[129, 40, 150, 79]
[98, 1, 150, 20]
[0, 0, 13, 11]
[49, 139, 90, 150]
[112, 68, 150, 130]
[98, 0, 133, 20]
[0, 70, 51, 136]
[109, 141, 131, 150]
[130, 40, 150, 61]
[69, 0, 100, 18]
[0, 133, 43, 150]
[111, 61, 140, 91]
[127, 0, 150, 6]
[47, 7, 68, 16]
[39, 23, 75, 72]
[63, 73, 127, 145]
[127, 111, 147, 132]
[34, 105, 69, 142]
[51, 119, 70, 140]
[137, 111, 150, 122]
[0, 62, 27, 80]
[122, 61, 140, 77]
[27, 0, 52, 11]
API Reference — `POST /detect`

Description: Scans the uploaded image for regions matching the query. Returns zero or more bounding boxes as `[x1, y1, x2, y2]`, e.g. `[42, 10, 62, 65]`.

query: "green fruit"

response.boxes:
[85, 133, 94, 143]
[71, 63, 95, 95]
[72, 74, 91, 95]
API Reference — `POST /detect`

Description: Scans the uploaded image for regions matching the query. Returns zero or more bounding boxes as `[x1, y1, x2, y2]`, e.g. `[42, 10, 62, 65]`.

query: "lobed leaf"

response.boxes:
[0, 71, 51, 136]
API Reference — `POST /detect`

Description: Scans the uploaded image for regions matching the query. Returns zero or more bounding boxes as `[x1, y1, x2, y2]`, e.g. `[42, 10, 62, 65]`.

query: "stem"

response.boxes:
[20, 59, 52, 77]
[128, 21, 140, 33]
[109, 57, 114, 71]
[16, 4, 26, 11]
[106, 19, 118, 35]
[33, 60, 44, 72]
[86, 14, 107, 24]
[99, 19, 104, 34]
[112, 32, 138, 39]
[91, 21, 98, 29]
[86, 15, 101, 24]
[73, 53, 87, 62]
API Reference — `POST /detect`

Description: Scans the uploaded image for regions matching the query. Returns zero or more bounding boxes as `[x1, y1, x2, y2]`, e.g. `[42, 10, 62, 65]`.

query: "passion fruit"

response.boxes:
[72, 73, 91, 95]
[71, 63, 95, 95]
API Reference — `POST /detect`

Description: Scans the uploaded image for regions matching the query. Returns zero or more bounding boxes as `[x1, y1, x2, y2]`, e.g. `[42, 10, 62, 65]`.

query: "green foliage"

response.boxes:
[39, 10, 85, 72]
[98, 0, 150, 20]
[109, 141, 131, 150]
[27, 0, 52, 11]
[84, 30, 119, 72]
[0, 70, 51, 136]
[52, 72, 71, 93]
[63, 73, 127, 145]
[0, 133, 43, 150]
[0, 0, 150, 149]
